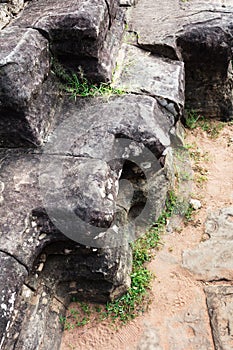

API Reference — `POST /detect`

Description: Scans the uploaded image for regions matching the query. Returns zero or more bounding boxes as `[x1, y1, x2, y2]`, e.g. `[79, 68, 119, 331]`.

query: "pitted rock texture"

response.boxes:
[0, 0, 25, 29]
[0, 91, 178, 348]
[0, 27, 59, 146]
[113, 44, 185, 118]
[182, 207, 233, 281]
[205, 285, 233, 350]
[12, 0, 125, 82]
[128, 0, 233, 119]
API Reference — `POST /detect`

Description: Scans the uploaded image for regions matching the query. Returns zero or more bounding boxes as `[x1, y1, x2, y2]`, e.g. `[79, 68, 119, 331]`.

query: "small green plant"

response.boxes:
[59, 316, 74, 330]
[51, 59, 124, 99]
[184, 109, 201, 130]
[184, 109, 224, 138]
[184, 204, 194, 221]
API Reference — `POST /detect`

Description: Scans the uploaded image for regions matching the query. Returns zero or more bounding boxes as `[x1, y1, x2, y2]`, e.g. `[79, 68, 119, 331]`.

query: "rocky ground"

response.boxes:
[0, 0, 233, 349]
[61, 122, 233, 350]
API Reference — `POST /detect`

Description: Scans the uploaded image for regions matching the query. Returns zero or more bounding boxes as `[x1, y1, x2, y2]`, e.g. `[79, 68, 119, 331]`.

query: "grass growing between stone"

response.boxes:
[52, 59, 124, 99]
[60, 191, 178, 330]
[184, 109, 224, 138]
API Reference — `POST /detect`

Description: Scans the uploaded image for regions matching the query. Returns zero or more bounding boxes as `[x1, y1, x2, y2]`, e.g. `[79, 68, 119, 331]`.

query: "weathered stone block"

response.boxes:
[0, 0, 24, 29]
[113, 44, 185, 117]
[129, 0, 233, 119]
[205, 285, 233, 350]
[0, 252, 28, 348]
[0, 148, 133, 349]
[0, 27, 59, 146]
[14, 0, 125, 82]
[182, 207, 233, 281]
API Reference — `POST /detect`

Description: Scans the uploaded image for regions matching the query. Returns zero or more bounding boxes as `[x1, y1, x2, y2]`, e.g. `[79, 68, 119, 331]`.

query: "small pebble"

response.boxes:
[190, 199, 202, 210]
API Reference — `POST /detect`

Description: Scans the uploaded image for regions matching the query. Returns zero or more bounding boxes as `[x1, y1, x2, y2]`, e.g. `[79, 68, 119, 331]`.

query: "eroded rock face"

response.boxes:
[13, 0, 125, 82]
[205, 285, 233, 350]
[0, 0, 126, 147]
[0, 27, 59, 146]
[0, 0, 25, 29]
[129, 0, 233, 119]
[0, 90, 179, 348]
[182, 207, 233, 281]
[0, 150, 133, 349]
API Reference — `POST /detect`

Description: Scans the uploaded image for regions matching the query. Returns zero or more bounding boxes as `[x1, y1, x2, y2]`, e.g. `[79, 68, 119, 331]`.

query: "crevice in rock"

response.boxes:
[0, 249, 29, 274]
[205, 294, 217, 350]
[104, 0, 112, 30]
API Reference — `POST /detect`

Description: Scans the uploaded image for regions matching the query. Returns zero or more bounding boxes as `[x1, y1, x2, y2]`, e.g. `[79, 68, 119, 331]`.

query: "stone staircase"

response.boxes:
[0, 0, 232, 349]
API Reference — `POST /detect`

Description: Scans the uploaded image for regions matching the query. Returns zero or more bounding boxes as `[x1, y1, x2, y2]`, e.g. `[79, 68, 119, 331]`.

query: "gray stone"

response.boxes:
[0, 0, 24, 29]
[182, 207, 233, 281]
[113, 44, 185, 117]
[128, 0, 233, 119]
[0, 252, 28, 349]
[137, 324, 162, 350]
[0, 4, 11, 29]
[205, 285, 233, 350]
[13, 0, 125, 82]
[0, 27, 59, 146]
[119, 0, 138, 6]
[0, 149, 133, 348]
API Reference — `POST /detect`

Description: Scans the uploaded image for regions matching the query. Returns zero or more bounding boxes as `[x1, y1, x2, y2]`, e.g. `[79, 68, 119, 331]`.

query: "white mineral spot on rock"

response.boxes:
[190, 199, 202, 210]
[31, 221, 37, 228]
[94, 231, 106, 239]
[22, 285, 32, 299]
[141, 162, 151, 169]
[1, 303, 7, 311]
[107, 193, 114, 201]
[38, 233, 47, 240]
[0, 181, 5, 193]
[107, 178, 113, 190]
[64, 249, 72, 254]
[37, 263, 44, 272]
[42, 298, 48, 305]
[112, 225, 119, 233]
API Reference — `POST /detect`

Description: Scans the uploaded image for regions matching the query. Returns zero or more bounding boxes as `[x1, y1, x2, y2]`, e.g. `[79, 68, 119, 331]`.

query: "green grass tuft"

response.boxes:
[51, 59, 124, 99]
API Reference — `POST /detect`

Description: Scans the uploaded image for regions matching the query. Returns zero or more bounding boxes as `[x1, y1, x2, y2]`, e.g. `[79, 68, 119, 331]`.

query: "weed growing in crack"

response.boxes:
[51, 59, 124, 99]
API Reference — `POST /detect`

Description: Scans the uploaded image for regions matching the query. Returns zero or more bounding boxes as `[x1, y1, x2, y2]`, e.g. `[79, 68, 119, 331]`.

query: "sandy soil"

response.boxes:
[61, 122, 233, 350]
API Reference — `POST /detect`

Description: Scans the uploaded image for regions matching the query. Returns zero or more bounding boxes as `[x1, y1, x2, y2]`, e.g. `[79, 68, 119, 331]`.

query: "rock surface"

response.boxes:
[13, 0, 125, 82]
[1, 0, 233, 349]
[205, 285, 233, 350]
[0, 90, 178, 348]
[0, 27, 59, 146]
[128, 0, 233, 119]
[113, 44, 184, 117]
[182, 207, 233, 281]
[0, 0, 24, 29]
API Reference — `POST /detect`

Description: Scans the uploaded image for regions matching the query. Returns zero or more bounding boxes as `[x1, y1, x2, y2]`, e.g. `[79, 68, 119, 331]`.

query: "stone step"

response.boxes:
[0, 1, 126, 147]
[128, 0, 233, 119]
[113, 44, 185, 118]
[0, 26, 59, 146]
[11, 0, 125, 82]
